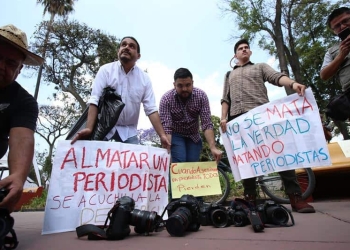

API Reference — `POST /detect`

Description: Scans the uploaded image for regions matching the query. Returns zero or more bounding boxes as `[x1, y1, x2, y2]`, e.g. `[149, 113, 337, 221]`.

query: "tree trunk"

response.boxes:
[274, 0, 294, 96]
[34, 13, 55, 100]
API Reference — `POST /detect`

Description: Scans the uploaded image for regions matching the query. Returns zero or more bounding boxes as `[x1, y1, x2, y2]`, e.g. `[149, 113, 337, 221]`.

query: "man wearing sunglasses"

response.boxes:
[320, 7, 350, 140]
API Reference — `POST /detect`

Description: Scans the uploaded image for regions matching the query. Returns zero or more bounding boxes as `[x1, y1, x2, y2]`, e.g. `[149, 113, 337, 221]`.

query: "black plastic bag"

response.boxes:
[66, 87, 125, 141]
[65, 107, 89, 140]
[325, 89, 350, 121]
[90, 87, 125, 140]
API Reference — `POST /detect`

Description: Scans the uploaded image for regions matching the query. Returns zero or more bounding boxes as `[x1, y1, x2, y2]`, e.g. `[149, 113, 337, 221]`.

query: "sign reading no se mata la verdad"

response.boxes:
[170, 161, 222, 198]
[221, 88, 332, 181]
[42, 140, 170, 235]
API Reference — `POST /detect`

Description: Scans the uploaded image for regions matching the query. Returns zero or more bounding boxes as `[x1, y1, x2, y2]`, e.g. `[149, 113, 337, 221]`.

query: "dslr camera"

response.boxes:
[199, 202, 231, 228]
[92, 196, 163, 240]
[230, 198, 264, 232]
[229, 199, 250, 227]
[256, 200, 292, 226]
[165, 194, 201, 236]
[76, 196, 163, 240]
[0, 188, 18, 249]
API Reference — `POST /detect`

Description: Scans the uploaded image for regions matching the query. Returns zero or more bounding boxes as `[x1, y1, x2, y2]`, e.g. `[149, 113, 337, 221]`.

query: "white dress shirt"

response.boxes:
[88, 61, 158, 141]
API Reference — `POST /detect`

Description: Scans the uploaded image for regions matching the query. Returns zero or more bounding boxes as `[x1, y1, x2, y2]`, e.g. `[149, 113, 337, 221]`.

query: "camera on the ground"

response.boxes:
[256, 200, 290, 226]
[0, 188, 17, 248]
[165, 194, 201, 236]
[106, 196, 163, 240]
[229, 200, 250, 227]
[230, 198, 264, 232]
[199, 202, 231, 228]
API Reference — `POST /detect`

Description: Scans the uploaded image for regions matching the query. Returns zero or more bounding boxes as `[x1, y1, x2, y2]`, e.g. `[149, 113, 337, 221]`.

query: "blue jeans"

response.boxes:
[169, 133, 203, 201]
[171, 133, 202, 162]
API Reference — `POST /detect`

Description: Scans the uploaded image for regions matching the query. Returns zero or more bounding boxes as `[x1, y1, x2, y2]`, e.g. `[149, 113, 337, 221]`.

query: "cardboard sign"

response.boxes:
[221, 88, 332, 181]
[170, 161, 222, 198]
[42, 140, 170, 234]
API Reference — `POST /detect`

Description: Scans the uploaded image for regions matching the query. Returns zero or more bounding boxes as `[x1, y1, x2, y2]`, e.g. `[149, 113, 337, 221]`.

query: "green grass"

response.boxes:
[21, 189, 48, 210]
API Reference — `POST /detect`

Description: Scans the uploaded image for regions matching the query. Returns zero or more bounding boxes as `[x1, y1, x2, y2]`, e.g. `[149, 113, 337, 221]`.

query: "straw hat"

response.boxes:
[0, 24, 44, 66]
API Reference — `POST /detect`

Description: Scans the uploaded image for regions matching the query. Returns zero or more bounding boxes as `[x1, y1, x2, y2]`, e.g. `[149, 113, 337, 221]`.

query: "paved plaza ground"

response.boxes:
[10, 200, 350, 250]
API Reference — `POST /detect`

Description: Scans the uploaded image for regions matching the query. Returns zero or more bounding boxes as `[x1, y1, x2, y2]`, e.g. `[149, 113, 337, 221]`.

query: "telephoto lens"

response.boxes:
[130, 209, 163, 235]
[166, 207, 193, 236]
[165, 194, 201, 236]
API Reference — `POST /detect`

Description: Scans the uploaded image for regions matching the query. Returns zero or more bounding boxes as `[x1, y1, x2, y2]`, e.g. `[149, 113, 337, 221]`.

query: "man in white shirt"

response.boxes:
[71, 37, 170, 151]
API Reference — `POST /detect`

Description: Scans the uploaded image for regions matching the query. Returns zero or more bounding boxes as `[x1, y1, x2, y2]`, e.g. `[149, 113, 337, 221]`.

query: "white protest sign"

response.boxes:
[42, 140, 170, 235]
[337, 140, 350, 158]
[221, 88, 331, 181]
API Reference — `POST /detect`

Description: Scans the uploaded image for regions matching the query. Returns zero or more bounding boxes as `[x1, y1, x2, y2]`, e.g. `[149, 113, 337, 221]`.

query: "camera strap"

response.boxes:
[76, 202, 121, 240]
[0, 209, 18, 250]
[1, 229, 18, 250]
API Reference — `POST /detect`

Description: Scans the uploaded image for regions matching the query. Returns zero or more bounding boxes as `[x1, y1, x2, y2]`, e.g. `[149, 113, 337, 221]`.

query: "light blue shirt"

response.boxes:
[88, 61, 158, 141]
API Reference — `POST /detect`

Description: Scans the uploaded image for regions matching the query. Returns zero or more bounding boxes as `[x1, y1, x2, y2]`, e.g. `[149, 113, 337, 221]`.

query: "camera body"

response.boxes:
[106, 196, 163, 240]
[256, 200, 290, 226]
[0, 188, 9, 203]
[106, 196, 134, 240]
[166, 194, 201, 236]
[230, 198, 264, 232]
[0, 188, 17, 248]
[229, 199, 251, 227]
[199, 202, 230, 228]
[338, 27, 350, 41]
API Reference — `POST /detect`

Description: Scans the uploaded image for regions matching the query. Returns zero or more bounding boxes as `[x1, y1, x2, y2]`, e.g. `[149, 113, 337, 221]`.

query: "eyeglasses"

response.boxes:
[0, 54, 21, 69]
[331, 17, 350, 33]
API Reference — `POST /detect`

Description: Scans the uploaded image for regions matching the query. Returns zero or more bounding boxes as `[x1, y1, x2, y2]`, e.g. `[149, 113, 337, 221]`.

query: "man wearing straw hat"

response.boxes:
[0, 24, 44, 212]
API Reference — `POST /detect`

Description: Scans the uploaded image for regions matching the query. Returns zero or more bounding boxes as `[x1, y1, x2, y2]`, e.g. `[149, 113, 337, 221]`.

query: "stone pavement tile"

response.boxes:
[9, 201, 350, 250]
[314, 200, 350, 223]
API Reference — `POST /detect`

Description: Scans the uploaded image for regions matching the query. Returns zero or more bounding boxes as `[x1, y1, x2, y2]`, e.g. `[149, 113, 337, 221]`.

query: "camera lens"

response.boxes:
[266, 207, 289, 225]
[166, 207, 192, 236]
[232, 211, 248, 227]
[210, 209, 229, 228]
[130, 209, 158, 234]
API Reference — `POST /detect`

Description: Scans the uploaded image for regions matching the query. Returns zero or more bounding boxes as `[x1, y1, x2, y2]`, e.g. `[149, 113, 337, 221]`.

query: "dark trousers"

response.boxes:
[243, 170, 301, 196]
[229, 113, 302, 196]
[333, 120, 350, 140]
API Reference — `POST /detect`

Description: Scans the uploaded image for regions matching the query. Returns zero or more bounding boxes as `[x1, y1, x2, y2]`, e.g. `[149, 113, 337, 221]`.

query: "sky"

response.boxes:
[2, 0, 288, 144]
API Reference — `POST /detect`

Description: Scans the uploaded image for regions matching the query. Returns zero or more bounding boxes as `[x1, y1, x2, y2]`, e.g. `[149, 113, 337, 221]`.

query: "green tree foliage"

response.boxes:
[34, 0, 77, 99]
[31, 19, 119, 111]
[35, 96, 79, 182]
[222, 0, 347, 110]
